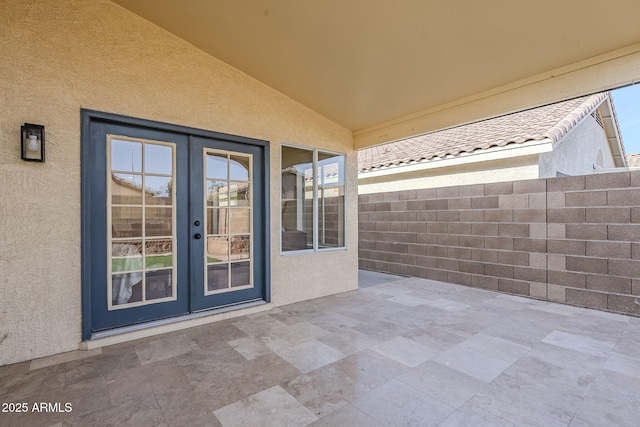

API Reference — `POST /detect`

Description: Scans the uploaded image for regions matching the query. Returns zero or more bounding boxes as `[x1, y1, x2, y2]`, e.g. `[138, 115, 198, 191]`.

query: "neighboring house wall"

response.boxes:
[359, 171, 640, 317]
[0, 0, 357, 365]
[359, 94, 625, 193]
[539, 115, 616, 177]
[359, 155, 540, 194]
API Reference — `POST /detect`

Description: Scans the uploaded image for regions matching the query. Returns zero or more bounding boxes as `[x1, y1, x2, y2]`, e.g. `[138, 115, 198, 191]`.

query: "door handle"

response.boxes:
[194, 233, 202, 239]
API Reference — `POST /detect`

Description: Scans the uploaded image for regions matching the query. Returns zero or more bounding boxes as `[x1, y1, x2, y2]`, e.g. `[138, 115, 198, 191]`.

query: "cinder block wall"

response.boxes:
[358, 171, 640, 316]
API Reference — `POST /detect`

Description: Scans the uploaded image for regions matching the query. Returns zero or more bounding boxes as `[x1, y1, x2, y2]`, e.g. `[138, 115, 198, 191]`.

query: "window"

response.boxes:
[281, 145, 345, 252]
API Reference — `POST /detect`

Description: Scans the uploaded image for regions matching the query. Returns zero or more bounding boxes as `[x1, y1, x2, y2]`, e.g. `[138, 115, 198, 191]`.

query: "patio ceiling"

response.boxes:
[112, 0, 640, 148]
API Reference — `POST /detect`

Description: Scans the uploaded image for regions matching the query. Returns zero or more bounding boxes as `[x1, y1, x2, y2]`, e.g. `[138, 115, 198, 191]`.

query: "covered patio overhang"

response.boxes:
[113, 0, 640, 147]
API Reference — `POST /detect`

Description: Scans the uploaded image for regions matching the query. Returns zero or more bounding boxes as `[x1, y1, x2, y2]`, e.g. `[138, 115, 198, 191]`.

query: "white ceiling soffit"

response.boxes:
[112, 0, 640, 147]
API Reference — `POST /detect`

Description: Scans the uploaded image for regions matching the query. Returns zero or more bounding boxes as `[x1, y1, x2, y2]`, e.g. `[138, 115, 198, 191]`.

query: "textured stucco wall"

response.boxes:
[539, 116, 616, 177]
[0, 0, 356, 365]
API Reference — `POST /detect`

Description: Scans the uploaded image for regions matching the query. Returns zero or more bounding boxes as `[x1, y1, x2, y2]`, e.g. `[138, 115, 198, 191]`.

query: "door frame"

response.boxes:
[81, 109, 270, 340]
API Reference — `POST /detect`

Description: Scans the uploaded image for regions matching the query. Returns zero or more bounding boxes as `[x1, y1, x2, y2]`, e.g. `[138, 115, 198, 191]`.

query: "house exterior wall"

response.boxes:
[538, 115, 616, 177]
[0, 0, 356, 366]
[359, 171, 640, 316]
[359, 155, 540, 194]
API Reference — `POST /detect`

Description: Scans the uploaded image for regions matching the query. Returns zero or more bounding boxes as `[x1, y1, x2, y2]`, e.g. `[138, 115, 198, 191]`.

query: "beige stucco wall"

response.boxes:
[0, 0, 356, 366]
[359, 156, 540, 194]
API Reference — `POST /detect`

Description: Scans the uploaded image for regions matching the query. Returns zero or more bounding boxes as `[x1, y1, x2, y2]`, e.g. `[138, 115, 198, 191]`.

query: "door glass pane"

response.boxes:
[207, 236, 229, 262]
[108, 137, 176, 310]
[145, 176, 173, 205]
[112, 272, 143, 305]
[111, 173, 142, 205]
[234, 182, 250, 207]
[145, 207, 172, 237]
[229, 155, 250, 180]
[144, 144, 173, 175]
[231, 235, 250, 260]
[207, 181, 227, 206]
[230, 209, 250, 234]
[207, 264, 229, 292]
[146, 270, 172, 300]
[112, 240, 143, 257]
[111, 139, 142, 172]
[204, 149, 253, 295]
[206, 154, 228, 179]
[112, 256, 143, 272]
[145, 239, 173, 268]
[112, 207, 143, 238]
[206, 208, 228, 234]
[231, 262, 250, 287]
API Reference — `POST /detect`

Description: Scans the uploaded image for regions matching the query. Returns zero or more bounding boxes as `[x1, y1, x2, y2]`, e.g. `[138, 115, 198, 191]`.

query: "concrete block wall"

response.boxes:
[358, 171, 640, 316]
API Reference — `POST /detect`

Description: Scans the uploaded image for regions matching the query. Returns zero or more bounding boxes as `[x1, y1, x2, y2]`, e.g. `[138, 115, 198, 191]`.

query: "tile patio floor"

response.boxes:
[2, 270, 640, 426]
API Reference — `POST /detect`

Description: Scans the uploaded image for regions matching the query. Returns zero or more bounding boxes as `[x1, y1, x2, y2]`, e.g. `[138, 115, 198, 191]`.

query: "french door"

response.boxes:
[82, 112, 269, 337]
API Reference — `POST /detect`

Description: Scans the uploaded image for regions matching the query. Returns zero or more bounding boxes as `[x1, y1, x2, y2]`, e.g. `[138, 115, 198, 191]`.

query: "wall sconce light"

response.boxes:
[21, 123, 45, 162]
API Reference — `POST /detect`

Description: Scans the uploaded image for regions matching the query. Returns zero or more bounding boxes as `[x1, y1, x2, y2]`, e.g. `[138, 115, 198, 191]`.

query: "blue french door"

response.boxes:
[83, 112, 269, 337]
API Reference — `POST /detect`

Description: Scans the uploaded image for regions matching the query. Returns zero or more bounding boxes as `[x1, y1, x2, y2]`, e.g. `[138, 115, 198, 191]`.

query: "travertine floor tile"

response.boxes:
[3, 270, 640, 427]
[370, 336, 440, 367]
[352, 379, 455, 426]
[213, 385, 317, 427]
[275, 340, 346, 373]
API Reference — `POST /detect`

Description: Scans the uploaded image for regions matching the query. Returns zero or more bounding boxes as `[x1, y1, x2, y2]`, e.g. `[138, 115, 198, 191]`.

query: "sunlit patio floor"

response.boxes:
[2, 270, 640, 426]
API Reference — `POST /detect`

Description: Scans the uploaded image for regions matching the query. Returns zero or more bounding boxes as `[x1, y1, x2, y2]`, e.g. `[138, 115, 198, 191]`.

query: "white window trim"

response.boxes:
[280, 143, 347, 254]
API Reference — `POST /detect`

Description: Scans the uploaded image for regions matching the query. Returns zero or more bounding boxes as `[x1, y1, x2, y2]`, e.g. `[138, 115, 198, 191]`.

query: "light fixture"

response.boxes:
[21, 123, 45, 162]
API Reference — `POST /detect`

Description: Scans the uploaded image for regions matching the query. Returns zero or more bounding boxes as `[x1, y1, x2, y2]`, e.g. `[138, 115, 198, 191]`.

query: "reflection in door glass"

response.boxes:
[204, 150, 253, 294]
[230, 155, 250, 180]
[111, 174, 142, 205]
[111, 139, 142, 172]
[207, 264, 228, 291]
[207, 181, 228, 206]
[108, 136, 176, 309]
[231, 262, 250, 287]
[145, 270, 172, 300]
[144, 144, 173, 175]
[206, 154, 228, 179]
[144, 176, 173, 205]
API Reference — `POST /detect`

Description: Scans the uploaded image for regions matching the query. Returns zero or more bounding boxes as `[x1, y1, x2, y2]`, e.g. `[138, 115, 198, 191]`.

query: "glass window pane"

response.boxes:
[146, 269, 172, 300]
[144, 176, 173, 206]
[231, 262, 250, 287]
[207, 236, 229, 262]
[112, 207, 142, 238]
[206, 153, 228, 179]
[112, 256, 143, 272]
[111, 139, 142, 173]
[230, 155, 250, 180]
[111, 173, 142, 205]
[145, 239, 173, 268]
[207, 264, 229, 292]
[145, 207, 172, 237]
[231, 235, 250, 260]
[112, 272, 142, 305]
[207, 208, 228, 235]
[112, 240, 143, 257]
[232, 182, 250, 207]
[144, 144, 173, 175]
[207, 181, 228, 206]
[317, 152, 345, 249]
[230, 209, 250, 234]
[281, 146, 313, 252]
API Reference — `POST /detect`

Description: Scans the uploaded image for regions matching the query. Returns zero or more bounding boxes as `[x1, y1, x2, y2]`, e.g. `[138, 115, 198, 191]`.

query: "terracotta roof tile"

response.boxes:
[359, 92, 608, 172]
